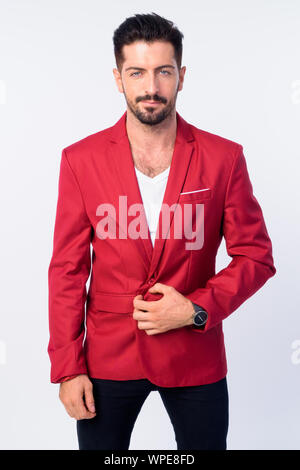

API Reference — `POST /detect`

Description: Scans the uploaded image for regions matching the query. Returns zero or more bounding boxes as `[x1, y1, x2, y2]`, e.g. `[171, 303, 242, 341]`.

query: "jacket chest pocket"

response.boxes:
[178, 187, 212, 203]
[174, 188, 212, 250]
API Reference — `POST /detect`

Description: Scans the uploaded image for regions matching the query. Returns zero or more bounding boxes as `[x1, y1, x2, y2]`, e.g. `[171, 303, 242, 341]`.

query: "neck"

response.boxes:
[125, 108, 177, 153]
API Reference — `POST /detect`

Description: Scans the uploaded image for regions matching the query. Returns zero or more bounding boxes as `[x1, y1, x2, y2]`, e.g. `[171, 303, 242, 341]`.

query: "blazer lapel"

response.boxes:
[148, 115, 195, 278]
[109, 113, 153, 272]
[108, 110, 195, 277]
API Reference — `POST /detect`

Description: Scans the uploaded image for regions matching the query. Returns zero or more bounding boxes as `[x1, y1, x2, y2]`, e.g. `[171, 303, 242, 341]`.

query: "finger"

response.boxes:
[133, 306, 148, 313]
[148, 283, 172, 294]
[133, 309, 150, 321]
[137, 321, 157, 330]
[64, 403, 76, 419]
[133, 298, 157, 310]
[134, 294, 143, 300]
[64, 400, 82, 419]
[146, 329, 162, 335]
[84, 384, 96, 413]
[73, 398, 96, 420]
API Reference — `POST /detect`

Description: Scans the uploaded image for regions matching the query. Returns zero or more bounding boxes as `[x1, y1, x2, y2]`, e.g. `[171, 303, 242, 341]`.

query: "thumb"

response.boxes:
[148, 282, 166, 294]
[84, 384, 96, 413]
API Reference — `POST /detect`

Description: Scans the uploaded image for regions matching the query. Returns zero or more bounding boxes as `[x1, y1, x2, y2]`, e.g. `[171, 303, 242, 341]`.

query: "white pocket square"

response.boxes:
[180, 188, 210, 195]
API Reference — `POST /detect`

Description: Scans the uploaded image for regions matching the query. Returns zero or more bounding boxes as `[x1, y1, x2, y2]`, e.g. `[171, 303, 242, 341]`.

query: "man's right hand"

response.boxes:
[59, 374, 96, 420]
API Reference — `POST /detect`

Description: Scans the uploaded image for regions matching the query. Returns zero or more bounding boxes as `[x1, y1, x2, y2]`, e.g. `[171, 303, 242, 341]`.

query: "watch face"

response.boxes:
[194, 311, 207, 326]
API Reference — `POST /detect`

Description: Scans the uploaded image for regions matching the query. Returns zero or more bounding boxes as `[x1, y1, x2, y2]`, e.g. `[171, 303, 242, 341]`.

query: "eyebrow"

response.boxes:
[125, 65, 176, 72]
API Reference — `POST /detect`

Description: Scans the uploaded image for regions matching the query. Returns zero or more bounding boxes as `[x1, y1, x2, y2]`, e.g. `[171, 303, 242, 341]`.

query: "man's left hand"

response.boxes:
[132, 283, 194, 335]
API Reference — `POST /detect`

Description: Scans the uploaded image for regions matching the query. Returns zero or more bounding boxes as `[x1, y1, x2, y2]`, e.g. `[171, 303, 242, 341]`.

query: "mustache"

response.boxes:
[136, 95, 167, 104]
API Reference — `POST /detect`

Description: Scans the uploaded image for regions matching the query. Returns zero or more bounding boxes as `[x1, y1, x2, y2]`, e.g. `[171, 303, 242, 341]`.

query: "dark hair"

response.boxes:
[113, 12, 184, 72]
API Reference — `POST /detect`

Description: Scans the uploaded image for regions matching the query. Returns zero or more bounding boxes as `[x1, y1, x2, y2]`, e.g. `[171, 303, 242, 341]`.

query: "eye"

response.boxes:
[130, 71, 141, 77]
[160, 70, 171, 75]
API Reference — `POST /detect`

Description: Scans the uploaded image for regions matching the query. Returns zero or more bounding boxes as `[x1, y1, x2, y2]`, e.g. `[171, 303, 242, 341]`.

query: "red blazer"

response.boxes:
[48, 110, 276, 386]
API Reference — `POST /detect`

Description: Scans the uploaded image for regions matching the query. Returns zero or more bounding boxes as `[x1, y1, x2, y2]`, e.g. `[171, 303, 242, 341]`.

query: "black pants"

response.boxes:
[76, 375, 229, 450]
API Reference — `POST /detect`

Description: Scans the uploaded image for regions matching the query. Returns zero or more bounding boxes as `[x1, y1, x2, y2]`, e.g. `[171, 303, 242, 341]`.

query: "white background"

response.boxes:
[0, 0, 299, 450]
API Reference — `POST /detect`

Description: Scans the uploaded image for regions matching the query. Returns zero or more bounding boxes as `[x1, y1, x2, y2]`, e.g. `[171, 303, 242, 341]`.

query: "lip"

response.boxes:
[142, 101, 161, 105]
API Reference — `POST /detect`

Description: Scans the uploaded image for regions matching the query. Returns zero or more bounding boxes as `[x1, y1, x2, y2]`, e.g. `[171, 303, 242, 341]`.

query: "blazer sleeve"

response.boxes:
[60, 375, 80, 383]
[185, 144, 276, 333]
[48, 149, 92, 383]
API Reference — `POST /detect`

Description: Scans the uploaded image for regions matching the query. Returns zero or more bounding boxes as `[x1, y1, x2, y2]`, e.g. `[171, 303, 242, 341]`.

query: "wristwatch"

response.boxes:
[191, 302, 208, 328]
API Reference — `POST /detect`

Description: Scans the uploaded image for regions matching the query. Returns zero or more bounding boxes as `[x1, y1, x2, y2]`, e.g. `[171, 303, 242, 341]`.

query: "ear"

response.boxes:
[178, 66, 186, 92]
[113, 67, 124, 94]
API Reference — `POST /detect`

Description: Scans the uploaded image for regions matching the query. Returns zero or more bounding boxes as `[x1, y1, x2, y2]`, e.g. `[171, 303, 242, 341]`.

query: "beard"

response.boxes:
[123, 86, 179, 126]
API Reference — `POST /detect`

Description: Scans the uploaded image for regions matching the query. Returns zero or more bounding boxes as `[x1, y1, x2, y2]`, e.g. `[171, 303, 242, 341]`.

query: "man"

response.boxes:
[48, 13, 276, 450]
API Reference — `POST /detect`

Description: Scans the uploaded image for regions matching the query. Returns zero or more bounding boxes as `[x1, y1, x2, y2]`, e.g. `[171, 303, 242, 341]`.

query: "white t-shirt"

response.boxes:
[134, 166, 170, 246]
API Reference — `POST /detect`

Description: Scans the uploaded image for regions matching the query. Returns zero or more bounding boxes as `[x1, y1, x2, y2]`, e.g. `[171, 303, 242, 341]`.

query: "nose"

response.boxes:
[144, 72, 160, 97]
